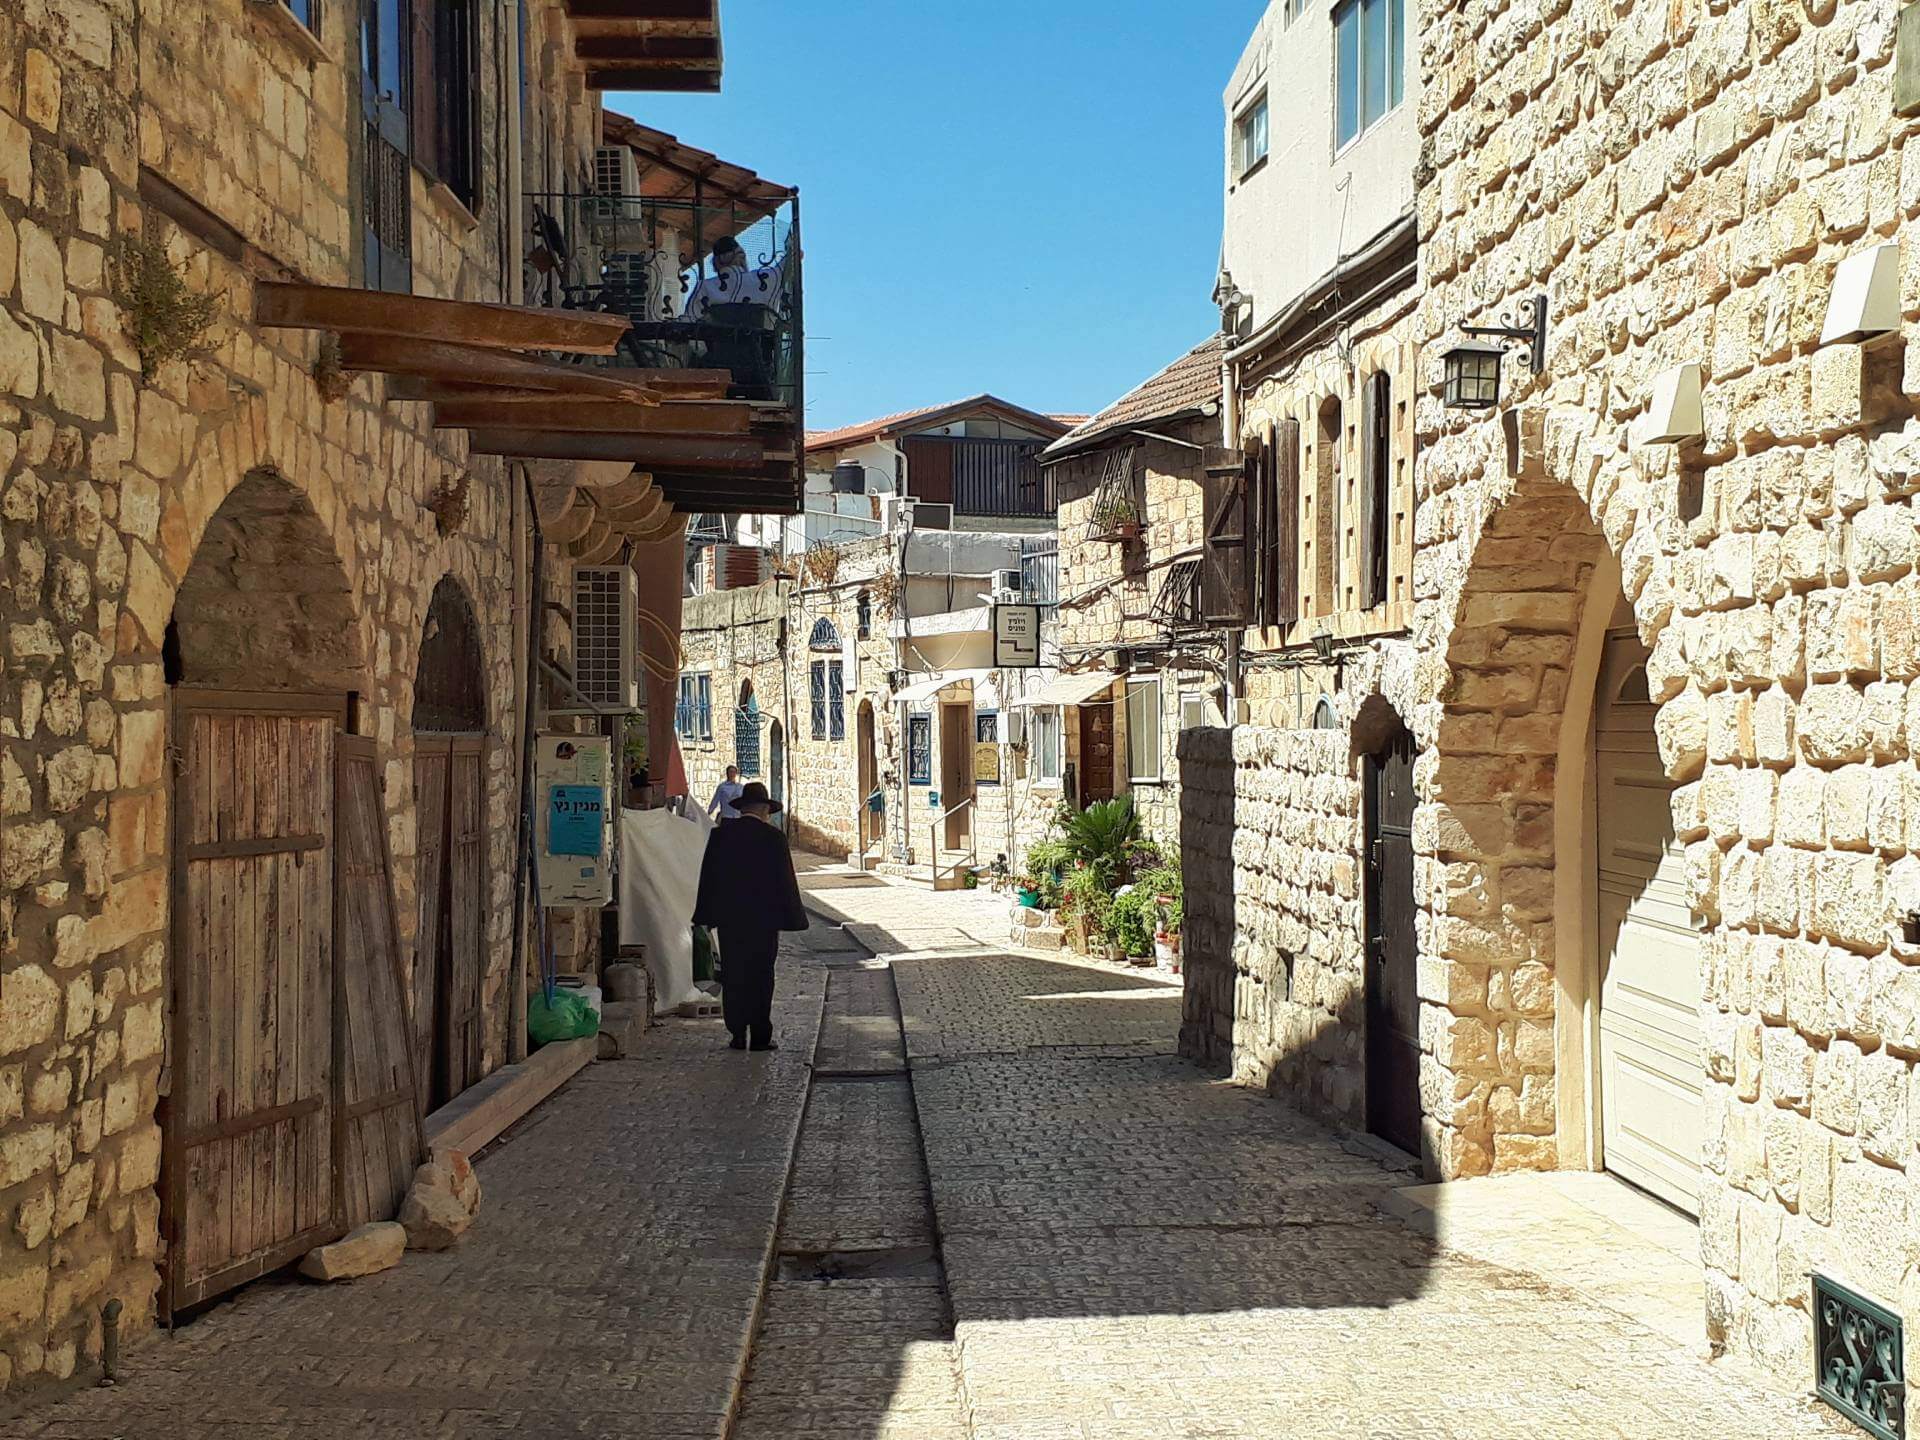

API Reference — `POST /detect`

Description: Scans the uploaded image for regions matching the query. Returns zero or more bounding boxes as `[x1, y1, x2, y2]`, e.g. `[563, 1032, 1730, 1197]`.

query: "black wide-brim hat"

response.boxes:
[736, 781, 782, 814]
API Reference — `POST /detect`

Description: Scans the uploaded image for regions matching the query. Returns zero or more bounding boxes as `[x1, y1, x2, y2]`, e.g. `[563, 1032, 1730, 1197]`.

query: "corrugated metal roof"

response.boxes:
[1043, 337, 1225, 460]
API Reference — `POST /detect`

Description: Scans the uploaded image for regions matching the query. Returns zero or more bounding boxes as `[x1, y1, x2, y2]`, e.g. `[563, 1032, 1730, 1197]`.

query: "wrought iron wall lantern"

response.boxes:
[1442, 293, 1548, 411]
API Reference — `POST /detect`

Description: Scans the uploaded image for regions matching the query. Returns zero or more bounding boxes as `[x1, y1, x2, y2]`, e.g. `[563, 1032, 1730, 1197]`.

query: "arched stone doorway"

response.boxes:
[165, 470, 415, 1314]
[735, 680, 762, 780]
[1427, 469, 1696, 1199]
[411, 577, 489, 1116]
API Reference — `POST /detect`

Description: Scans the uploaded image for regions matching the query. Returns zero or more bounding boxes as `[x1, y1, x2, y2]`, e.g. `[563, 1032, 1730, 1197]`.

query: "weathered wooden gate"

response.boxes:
[335, 735, 426, 1226]
[166, 691, 347, 1312]
[166, 697, 423, 1313]
[412, 734, 488, 1114]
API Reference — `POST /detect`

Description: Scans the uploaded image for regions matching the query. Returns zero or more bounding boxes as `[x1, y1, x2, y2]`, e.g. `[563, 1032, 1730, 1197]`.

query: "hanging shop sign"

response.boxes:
[992, 603, 1042, 668]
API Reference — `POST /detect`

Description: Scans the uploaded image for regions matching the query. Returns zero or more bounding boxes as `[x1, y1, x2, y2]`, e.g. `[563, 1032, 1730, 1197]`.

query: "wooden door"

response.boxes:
[1595, 631, 1703, 1214]
[166, 691, 346, 1314]
[857, 705, 877, 853]
[1077, 702, 1116, 808]
[335, 735, 426, 1227]
[413, 734, 487, 1114]
[940, 703, 973, 848]
[1365, 723, 1421, 1156]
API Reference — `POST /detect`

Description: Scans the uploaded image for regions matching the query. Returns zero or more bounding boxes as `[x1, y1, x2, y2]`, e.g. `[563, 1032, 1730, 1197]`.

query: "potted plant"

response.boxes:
[1015, 875, 1042, 908]
[1109, 886, 1155, 966]
[1138, 861, 1184, 970]
[1061, 865, 1112, 956]
[1094, 493, 1143, 542]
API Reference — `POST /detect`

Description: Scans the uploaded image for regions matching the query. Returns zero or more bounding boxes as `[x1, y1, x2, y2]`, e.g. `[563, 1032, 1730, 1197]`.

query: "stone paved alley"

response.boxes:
[2, 860, 1857, 1439]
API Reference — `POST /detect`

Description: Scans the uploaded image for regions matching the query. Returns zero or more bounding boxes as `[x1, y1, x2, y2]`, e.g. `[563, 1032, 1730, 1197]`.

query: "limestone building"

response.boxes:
[0, 0, 800, 1393]
[1179, 0, 1920, 1415]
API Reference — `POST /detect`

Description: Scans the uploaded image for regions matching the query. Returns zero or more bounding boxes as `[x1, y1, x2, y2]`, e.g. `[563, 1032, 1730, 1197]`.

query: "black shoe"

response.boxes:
[727, 1035, 747, 1050]
[749, 1039, 779, 1052]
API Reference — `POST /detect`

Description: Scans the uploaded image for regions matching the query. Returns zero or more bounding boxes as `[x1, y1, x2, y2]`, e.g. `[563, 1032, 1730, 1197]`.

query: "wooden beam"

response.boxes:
[466, 430, 790, 468]
[563, 0, 714, 18]
[337, 337, 661, 403]
[431, 397, 761, 436]
[387, 370, 727, 403]
[255, 282, 630, 355]
[574, 35, 718, 61]
[585, 68, 721, 91]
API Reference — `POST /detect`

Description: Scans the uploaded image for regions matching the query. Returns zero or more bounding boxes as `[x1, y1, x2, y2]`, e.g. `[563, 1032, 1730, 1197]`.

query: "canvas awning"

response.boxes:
[892, 670, 989, 704]
[1010, 671, 1118, 708]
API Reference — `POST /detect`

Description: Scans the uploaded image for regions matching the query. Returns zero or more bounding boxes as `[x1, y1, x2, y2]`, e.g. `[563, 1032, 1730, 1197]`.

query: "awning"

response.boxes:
[892, 670, 988, 704]
[1010, 671, 1118, 708]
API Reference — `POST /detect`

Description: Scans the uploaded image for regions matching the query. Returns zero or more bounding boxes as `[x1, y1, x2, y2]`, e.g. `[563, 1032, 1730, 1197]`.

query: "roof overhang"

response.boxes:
[600, 111, 792, 223]
[892, 670, 990, 704]
[565, 0, 724, 92]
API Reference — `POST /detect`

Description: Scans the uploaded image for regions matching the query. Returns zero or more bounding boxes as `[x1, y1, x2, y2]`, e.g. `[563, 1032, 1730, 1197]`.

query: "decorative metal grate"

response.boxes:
[1815, 1274, 1905, 1440]
[1084, 445, 1141, 542]
[363, 126, 412, 294]
[1150, 557, 1204, 631]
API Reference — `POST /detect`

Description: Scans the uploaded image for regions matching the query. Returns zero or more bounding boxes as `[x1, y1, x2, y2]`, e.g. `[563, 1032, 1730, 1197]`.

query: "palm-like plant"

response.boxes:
[1059, 797, 1139, 889]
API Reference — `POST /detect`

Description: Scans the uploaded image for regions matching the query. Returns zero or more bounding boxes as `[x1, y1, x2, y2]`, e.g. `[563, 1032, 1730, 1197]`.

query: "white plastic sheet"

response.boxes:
[617, 807, 712, 1012]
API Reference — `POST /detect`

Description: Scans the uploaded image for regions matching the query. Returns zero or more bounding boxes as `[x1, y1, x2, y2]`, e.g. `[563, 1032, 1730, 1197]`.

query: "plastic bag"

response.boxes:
[528, 986, 600, 1046]
[691, 925, 716, 983]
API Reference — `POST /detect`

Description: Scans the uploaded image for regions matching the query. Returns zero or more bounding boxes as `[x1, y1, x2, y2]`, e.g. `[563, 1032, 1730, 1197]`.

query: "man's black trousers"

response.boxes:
[719, 928, 778, 1046]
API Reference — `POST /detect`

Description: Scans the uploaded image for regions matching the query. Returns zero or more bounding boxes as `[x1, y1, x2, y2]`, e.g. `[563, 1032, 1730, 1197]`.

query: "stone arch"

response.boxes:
[412, 575, 488, 733]
[1419, 417, 1698, 1180]
[166, 468, 368, 693]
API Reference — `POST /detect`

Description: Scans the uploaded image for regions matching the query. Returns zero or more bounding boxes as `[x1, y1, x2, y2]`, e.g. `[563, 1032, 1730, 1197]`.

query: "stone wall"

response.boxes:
[0, 0, 600, 1392]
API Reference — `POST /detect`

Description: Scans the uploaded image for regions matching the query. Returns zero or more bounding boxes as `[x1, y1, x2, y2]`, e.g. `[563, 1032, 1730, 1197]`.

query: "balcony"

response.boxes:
[901, 436, 1056, 520]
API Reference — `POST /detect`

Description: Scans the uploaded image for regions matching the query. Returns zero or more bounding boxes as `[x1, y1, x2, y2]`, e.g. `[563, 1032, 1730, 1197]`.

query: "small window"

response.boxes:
[809, 617, 842, 652]
[856, 590, 872, 640]
[1335, 0, 1404, 149]
[1235, 93, 1270, 177]
[1179, 694, 1209, 730]
[736, 683, 761, 777]
[1126, 677, 1162, 783]
[811, 660, 844, 740]
[908, 714, 932, 784]
[1032, 707, 1062, 782]
[1313, 695, 1337, 729]
[283, 0, 318, 35]
[676, 673, 712, 741]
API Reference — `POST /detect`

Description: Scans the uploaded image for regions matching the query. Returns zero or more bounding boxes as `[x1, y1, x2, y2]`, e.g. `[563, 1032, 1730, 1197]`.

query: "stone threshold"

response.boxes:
[424, 1036, 598, 1158]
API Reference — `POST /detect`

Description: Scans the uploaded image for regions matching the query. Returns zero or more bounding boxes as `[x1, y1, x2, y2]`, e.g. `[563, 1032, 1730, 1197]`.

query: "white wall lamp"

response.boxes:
[1821, 243, 1901, 346]
[1442, 293, 1548, 410]
[1635, 362, 1705, 447]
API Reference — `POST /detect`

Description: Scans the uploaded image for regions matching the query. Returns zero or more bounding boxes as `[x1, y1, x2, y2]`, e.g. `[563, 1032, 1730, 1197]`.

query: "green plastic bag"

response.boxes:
[528, 987, 599, 1047]
[692, 925, 716, 983]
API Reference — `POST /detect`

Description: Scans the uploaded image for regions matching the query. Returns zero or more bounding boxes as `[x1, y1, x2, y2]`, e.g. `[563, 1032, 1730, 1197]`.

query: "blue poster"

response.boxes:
[548, 785, 605, 857]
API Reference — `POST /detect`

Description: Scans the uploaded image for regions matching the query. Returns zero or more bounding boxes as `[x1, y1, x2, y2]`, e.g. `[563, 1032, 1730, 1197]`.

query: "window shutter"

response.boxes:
[1201, 446, 1249, 625]
[410, 0, 440, 182]
[1276, 419, 1301, 628]
[1361, 371, 1391, 610]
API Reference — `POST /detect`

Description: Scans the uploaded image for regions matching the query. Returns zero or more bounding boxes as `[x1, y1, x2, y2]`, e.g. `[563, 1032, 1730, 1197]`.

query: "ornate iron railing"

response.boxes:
[526, 189, 802, 413]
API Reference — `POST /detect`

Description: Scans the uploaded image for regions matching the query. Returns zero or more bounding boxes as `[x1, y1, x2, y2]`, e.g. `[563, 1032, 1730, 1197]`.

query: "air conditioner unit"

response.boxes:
[591, 146, 644, 221]
[990, 568, 1023, 603]
[572, 565, 641, 710]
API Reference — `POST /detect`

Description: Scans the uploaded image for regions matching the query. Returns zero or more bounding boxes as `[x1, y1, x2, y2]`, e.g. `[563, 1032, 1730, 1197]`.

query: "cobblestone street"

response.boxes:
[1, 864, 1864, 1438]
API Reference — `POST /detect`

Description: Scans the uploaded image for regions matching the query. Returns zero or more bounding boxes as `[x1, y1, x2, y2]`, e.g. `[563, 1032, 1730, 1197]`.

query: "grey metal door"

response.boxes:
[1364, 723, 1420, 1156]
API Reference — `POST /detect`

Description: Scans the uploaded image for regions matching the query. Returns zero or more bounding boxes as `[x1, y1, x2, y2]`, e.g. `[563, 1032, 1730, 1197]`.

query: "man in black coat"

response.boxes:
[692, 782, 809, 1050]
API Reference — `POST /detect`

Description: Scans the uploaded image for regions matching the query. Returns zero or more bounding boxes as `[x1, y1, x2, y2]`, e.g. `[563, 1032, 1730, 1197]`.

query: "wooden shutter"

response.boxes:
[410, 0, 440, 183]
[901, 436, 955, 504]
[1276, 418, 1301, 628]
[334, 734, 425, 1229]
[1359, 373, 1392, 610]
[1201, 446, 1249, 625]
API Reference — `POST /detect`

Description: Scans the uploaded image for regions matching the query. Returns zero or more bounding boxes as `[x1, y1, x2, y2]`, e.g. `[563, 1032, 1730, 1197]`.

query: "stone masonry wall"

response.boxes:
[1407, 0, 1920, 1399]
[0, 0, 595, 1392]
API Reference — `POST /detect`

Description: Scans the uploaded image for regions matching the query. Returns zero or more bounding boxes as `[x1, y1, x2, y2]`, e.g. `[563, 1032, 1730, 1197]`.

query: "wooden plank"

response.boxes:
[182, 833, 324, 861]
[273, 718, 299, 1249]
[431, 397, 762, 436]
[177, 1095, 325, 1148]
[386, 369, 731, 403]
[450, 740, 487, 1097]
[304, 718, 335, 1240]
[230, 717, 258, 1271]
[207, 716, 238, 1288]
[413, 745, 451, 1114]
[424, 1038, 597, 1158]
[334, 335, 663, 404]
[464, 429, 787, 467]
[254, 281, 632, 356]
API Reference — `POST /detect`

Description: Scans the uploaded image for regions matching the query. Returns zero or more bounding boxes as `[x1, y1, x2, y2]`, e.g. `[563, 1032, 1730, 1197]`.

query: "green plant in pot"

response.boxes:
[1109, 886, 1155, 962]
[1060, 865, 1112, 955]
[1057, 797, 1139, 890]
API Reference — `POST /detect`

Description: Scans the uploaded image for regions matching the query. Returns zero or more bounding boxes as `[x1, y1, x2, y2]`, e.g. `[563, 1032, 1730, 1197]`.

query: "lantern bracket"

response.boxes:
[1461, 293, 1548, 373]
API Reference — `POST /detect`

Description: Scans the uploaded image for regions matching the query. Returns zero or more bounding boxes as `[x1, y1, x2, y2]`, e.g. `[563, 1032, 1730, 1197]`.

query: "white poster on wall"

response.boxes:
[535, 733, 613, 906]
[992, 604, 1042, 668]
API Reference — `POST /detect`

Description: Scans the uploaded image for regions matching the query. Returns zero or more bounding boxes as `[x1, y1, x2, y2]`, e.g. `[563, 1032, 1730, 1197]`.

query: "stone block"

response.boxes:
[0, 965, 59, 1055]
[299, 1222, 406, 1281]
[398, 1181, 471, 1251]
[596, 1000, 647, 1060]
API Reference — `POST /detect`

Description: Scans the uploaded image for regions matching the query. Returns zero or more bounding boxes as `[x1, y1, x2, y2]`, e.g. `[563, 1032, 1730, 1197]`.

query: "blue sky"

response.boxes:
[613, 1, 1257, 430]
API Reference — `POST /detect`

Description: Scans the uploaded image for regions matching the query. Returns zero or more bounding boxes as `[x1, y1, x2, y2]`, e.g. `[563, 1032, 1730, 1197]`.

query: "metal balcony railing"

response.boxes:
[526, 190, 802, 413]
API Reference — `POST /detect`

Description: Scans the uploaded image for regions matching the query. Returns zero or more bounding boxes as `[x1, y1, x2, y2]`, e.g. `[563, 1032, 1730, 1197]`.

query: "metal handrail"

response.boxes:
[928, 797, 976, 886]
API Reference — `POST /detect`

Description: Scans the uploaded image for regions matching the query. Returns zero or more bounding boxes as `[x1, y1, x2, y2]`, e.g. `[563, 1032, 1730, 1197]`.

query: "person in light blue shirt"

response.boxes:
[707, 766, 744, 821]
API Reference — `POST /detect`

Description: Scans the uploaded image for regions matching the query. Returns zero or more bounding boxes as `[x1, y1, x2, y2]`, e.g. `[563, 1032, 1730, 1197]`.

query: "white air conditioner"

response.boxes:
[572, 564, 641, 710]
[990, 568, 1023, 603]
[591, 146, 644, 220]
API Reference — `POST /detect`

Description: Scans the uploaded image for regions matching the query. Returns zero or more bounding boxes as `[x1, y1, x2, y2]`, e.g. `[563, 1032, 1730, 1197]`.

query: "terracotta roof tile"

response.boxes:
[1044, 337, 1225, 458]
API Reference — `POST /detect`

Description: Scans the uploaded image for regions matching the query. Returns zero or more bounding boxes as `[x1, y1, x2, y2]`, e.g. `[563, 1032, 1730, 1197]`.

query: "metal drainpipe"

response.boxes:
[507, 466, 542, 1065]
